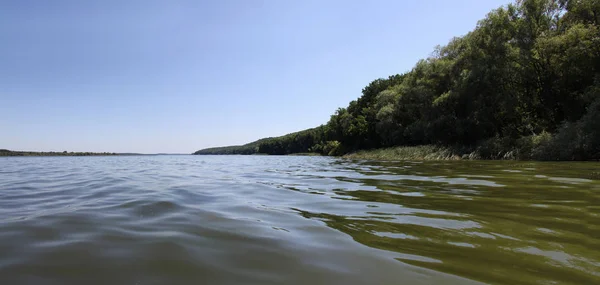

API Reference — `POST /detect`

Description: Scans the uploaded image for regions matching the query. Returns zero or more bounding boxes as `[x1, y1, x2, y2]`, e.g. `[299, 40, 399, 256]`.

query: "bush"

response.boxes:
[308, 143, 323, 154]
[578, 97, 600, 159]
[475, 136, 516, 159]
[531, 96, 600, 160]
[322, 141, 343, 156]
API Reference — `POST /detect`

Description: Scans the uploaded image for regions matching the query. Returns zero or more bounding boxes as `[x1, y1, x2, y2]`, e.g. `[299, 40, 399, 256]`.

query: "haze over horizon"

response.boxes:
[2, 0, 508, 153]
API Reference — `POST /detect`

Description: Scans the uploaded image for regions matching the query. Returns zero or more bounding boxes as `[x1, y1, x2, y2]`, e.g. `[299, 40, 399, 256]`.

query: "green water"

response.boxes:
[323, 160, 600, 284]
[0, 156, 598, 284]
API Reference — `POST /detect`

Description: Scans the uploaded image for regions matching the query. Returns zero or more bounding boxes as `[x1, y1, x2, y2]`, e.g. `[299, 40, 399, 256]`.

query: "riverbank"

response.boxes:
[287, 153, 322, 156]
[343, 136, 600, 161]
[343, 145, 464, 161]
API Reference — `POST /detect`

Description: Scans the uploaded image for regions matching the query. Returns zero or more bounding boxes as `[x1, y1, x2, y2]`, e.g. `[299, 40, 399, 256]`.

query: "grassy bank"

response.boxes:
[344, 145, 465, 161]
[344, 131, 600, 161]
[287, 153, 322, 156]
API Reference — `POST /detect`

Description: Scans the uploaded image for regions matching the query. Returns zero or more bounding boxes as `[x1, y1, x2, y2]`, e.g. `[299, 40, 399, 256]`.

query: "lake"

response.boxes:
[0, 155, 598, 285]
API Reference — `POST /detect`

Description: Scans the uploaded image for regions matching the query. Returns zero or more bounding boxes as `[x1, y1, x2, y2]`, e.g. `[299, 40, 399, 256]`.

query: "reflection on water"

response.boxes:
[0, 156, 598, 285]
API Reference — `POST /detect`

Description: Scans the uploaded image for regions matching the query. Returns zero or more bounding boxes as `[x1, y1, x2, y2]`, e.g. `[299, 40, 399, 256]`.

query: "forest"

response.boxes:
[195, 0, 600, 160]
[193, 138, 271, 155]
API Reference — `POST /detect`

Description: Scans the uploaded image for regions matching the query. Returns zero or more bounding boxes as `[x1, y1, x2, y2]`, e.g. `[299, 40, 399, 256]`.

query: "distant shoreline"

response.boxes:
[0, 149, 165, 157]
[0, 149, 120, 157]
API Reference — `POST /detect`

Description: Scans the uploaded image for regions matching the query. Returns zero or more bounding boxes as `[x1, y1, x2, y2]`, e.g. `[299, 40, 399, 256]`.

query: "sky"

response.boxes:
[1, 0, 510, 154]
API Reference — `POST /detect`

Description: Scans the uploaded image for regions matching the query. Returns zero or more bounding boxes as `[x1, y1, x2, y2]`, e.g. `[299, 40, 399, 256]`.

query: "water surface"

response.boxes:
[0, 156, 598, 284]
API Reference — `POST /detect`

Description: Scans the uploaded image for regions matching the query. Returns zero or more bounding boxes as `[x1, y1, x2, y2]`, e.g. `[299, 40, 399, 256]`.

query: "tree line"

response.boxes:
[196, 0, 600, 160]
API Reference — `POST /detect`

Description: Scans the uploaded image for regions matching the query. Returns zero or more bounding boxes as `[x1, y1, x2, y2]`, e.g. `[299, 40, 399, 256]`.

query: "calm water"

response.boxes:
[0, 156, 598, 285]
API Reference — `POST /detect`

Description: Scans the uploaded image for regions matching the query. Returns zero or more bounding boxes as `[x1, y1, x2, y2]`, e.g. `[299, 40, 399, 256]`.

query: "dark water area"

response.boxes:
[0, 156, 598, 285]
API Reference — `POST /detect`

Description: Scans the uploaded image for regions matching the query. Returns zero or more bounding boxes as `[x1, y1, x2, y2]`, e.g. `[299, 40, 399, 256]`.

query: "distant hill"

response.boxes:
[192, 138, 272, 155]
[192, 126, 325, 155]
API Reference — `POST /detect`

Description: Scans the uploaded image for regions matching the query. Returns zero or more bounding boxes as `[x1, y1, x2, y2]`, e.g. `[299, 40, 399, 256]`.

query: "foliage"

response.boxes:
[195, 0, 600, 161]
[535, 95, 600, 160]
[343, 145, 462, 161]
[257, 127, 326, 155]
[193, 138, 271, 155]
[325, 0, 600, 160]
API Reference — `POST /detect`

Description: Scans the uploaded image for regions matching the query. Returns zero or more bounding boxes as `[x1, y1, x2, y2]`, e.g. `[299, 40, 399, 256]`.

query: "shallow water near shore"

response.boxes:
[0, 155, 598, 285]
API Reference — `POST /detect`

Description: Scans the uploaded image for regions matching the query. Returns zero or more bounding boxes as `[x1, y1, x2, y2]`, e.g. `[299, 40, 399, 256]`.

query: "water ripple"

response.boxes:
[0, 156, 598, 285]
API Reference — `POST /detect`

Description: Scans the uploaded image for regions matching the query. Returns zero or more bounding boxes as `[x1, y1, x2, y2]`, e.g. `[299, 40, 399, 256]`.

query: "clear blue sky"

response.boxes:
[1, 0, 509, 153]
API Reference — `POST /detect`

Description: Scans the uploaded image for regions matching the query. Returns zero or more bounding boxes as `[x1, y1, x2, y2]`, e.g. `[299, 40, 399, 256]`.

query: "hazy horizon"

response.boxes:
[2, 0, 508, 153]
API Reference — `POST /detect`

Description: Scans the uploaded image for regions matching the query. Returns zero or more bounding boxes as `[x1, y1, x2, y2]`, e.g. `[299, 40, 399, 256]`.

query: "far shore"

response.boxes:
[1, 149, 136, 157]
